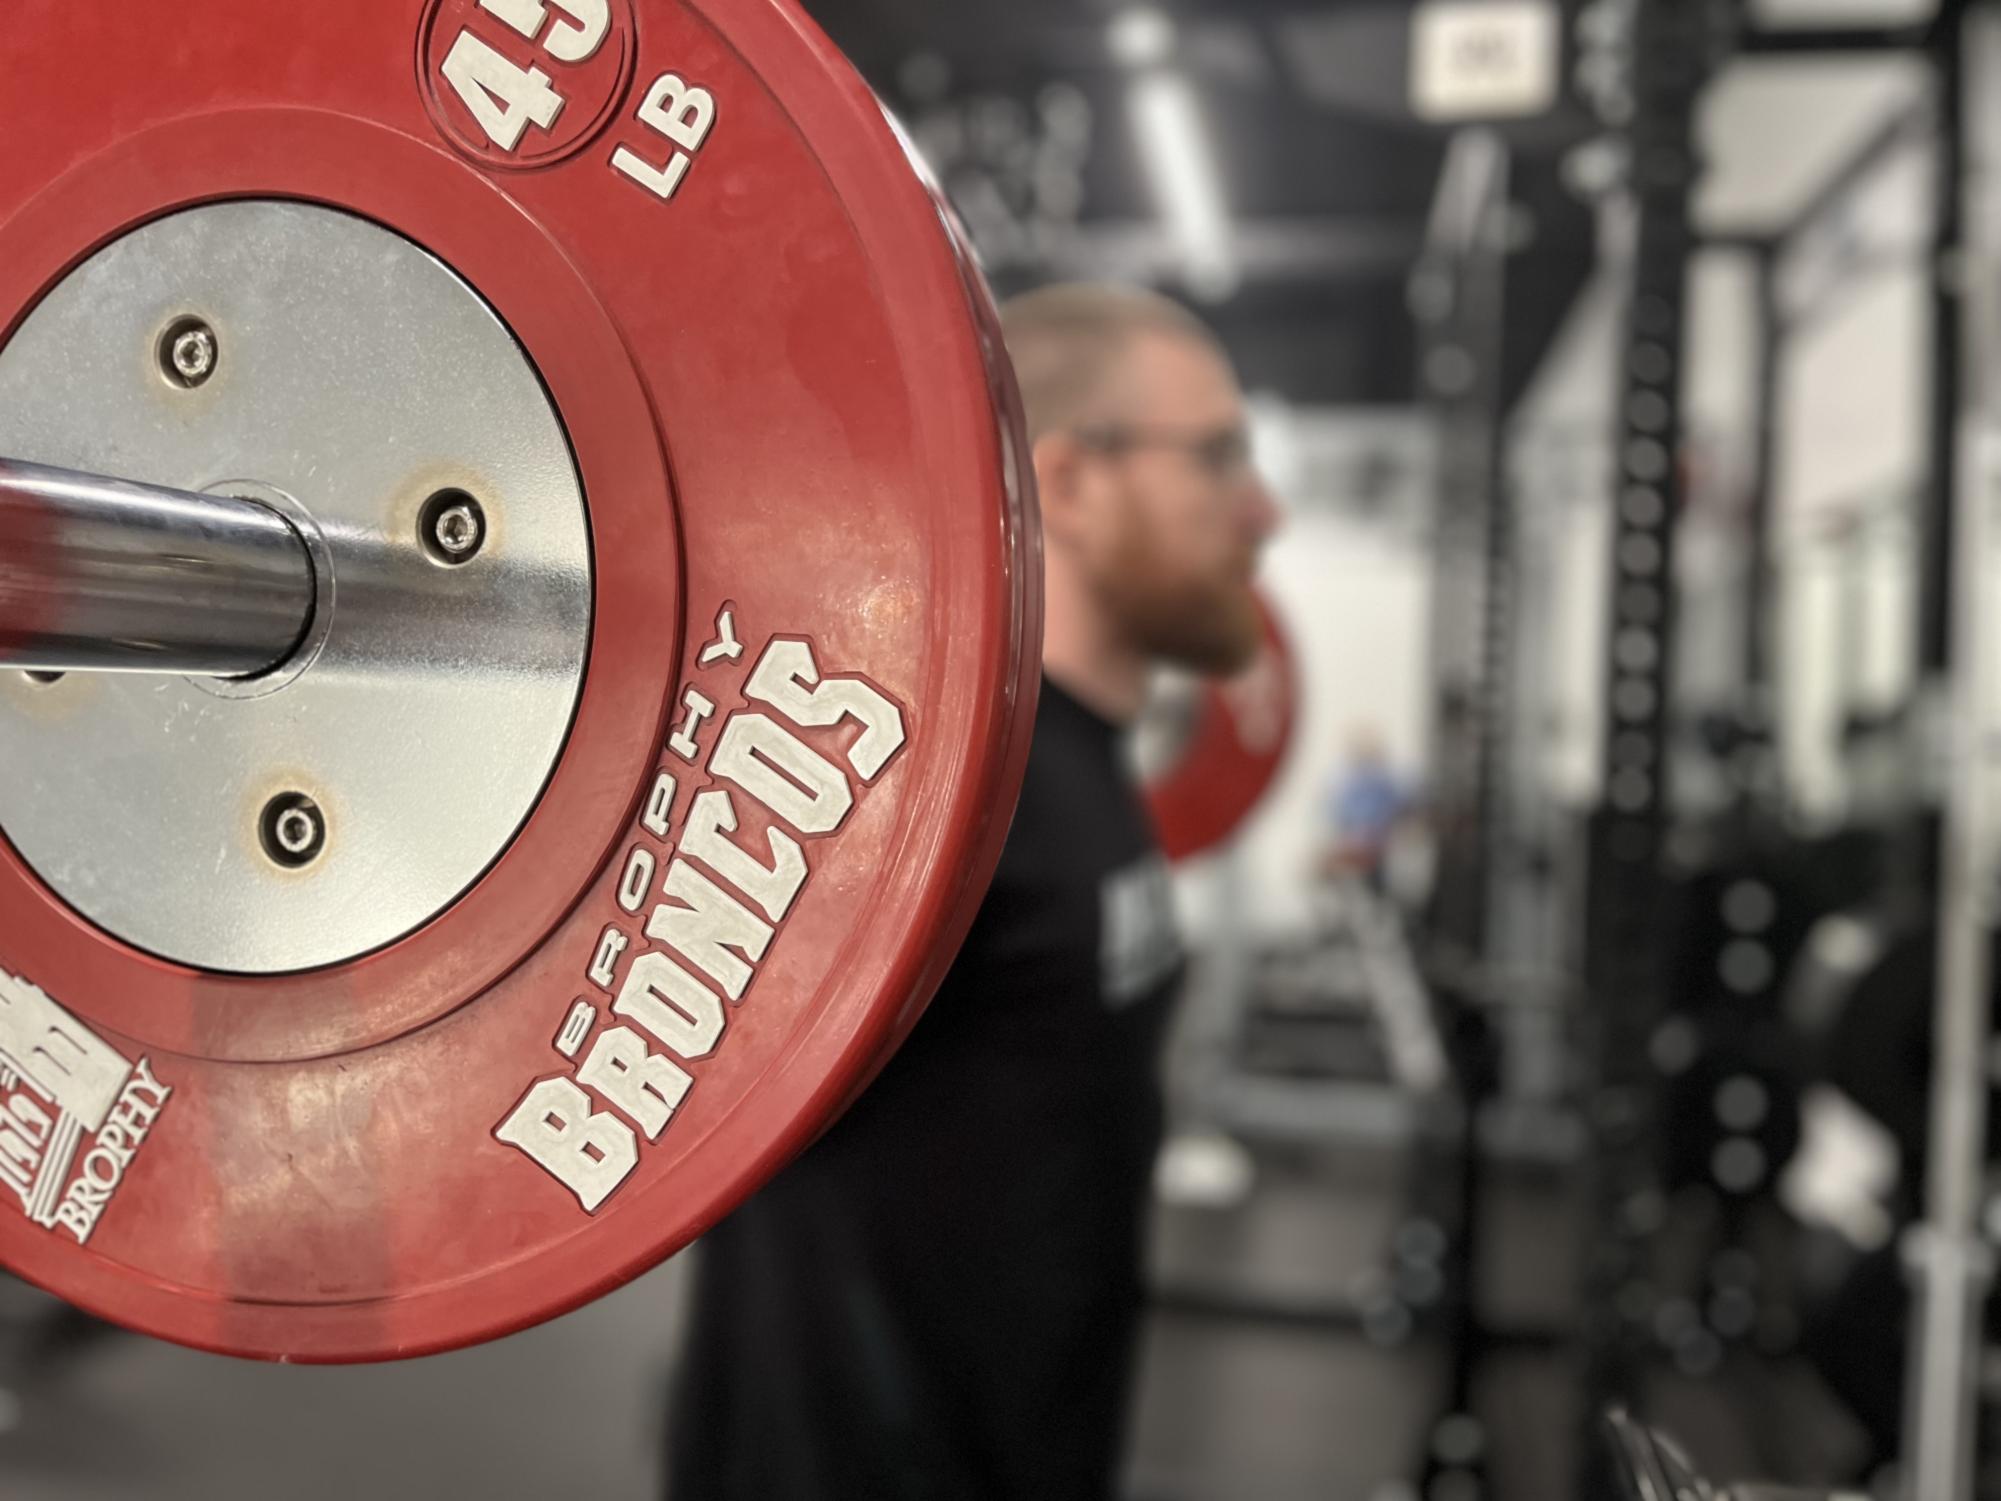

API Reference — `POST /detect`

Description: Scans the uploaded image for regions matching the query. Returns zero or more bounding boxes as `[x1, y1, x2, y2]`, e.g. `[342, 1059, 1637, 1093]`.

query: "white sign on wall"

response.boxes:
[1410, 0, 1561, 123]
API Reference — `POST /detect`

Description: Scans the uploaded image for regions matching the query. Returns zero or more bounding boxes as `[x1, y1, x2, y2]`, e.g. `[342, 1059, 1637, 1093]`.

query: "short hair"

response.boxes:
[999, 284, 1223, 443]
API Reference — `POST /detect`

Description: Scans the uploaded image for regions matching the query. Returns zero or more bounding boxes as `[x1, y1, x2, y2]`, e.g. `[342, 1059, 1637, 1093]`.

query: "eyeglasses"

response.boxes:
[1074, 423, 1256, 483]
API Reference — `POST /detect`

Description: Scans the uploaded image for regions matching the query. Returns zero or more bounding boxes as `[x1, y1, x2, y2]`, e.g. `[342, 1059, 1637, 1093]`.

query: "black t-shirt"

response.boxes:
[668, 681, 1185, 1501]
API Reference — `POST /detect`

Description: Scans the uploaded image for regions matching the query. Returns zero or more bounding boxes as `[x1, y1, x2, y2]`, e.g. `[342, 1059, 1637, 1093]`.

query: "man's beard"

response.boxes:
[1098, 560, 1263, 677]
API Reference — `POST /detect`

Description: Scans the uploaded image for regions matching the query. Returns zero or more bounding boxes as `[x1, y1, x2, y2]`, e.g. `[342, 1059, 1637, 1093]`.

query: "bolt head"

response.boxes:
[171, 327, 217, 385]
[261, 793, 326, 868]
[434, 504, 481, 556]
[274, 809, 316, 855]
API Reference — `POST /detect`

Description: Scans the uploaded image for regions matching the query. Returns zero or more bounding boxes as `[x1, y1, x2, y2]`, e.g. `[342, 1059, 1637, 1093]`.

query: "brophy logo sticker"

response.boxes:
[495, 607, 908, 1213]
[0, 970, 170, 1245]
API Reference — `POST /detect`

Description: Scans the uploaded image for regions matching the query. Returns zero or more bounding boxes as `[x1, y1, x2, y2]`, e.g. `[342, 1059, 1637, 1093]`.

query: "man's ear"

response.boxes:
[1031, 431, 1090, 549]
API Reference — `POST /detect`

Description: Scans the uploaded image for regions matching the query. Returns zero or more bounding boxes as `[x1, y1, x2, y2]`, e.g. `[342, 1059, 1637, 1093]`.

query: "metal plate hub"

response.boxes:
[0, 201, 593, 974]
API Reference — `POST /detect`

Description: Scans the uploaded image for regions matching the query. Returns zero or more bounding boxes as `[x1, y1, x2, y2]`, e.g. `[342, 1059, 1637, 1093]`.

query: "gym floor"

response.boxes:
[0, 1138, 1604, 1501]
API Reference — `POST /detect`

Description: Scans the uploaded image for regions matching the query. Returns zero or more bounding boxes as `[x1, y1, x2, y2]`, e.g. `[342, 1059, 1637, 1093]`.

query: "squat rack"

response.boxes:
[1566, 3, 1989, 1495]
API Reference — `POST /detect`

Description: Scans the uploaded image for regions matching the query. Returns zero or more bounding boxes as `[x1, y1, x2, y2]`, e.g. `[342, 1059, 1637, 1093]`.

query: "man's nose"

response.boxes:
[1240, 474, 1282, 544]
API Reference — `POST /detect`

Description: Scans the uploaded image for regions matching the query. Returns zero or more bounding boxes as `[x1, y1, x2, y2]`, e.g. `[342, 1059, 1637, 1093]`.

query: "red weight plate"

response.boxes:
[0, 0, 1038, 1360]
[1145, 595, 1297, 862]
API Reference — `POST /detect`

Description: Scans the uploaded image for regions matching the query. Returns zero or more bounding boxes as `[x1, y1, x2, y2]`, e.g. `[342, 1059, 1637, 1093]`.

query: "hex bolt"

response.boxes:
[260, 792, 326, 869]
[273, 808, 316, 856]
[159, 318, 219, 389]
[420, 490, 486, 566]
[434, 504, 482, 557]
